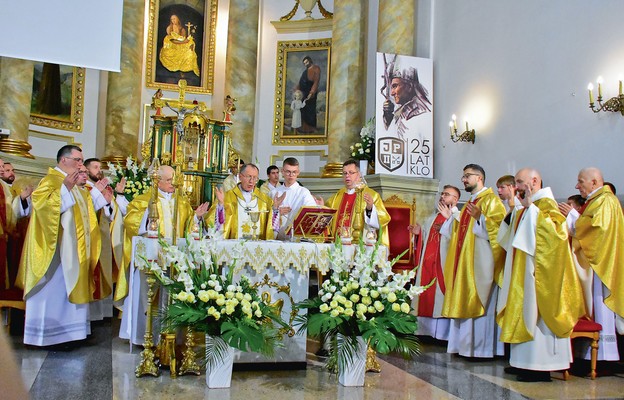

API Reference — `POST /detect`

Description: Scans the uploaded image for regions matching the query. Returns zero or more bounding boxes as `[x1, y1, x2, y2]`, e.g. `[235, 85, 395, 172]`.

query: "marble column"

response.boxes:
[102, 0, 145, 163]
[0, 57, 35, 158]
[377, 0, 415, 55]
[224, 0, 260, 162]
[323, 0, 368, 177]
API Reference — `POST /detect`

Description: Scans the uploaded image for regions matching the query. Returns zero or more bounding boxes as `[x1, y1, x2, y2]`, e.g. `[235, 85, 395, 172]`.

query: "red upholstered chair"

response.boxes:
[0, 288, 25, 334]
[564, 317, 602, 380]
[383, 195, 416, 273]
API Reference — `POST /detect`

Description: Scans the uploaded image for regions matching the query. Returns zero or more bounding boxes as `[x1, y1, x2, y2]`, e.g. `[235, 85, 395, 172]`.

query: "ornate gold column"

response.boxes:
[377, 0, 415, 55]
[323, 0, 368, 177]
[0, 57, 35, 158]
[102, 0, 145, 163]
[224, 0, 260, 162]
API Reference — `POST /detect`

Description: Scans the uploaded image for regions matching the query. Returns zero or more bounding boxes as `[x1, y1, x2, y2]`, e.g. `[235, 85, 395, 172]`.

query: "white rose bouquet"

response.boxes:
[138, 230, 286, 362]
[349, 117, 375, 162]
[295, 232, 431, 371]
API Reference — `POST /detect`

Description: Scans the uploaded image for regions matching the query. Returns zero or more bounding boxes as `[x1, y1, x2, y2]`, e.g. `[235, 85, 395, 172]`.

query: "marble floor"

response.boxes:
[7, 317, 624, 400]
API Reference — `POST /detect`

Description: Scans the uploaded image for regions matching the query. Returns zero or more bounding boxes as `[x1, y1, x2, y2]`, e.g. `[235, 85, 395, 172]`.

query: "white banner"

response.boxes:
[375, 53, 433, 178]
[0, 0, 123, 72]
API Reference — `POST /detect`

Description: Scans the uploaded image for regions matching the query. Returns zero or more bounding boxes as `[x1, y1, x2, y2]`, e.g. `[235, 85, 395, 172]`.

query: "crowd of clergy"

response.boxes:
[1, 144, 622, 383]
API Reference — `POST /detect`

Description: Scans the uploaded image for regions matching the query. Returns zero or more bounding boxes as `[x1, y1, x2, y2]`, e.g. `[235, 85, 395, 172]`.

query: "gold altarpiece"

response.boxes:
[146, 81, 233, 206]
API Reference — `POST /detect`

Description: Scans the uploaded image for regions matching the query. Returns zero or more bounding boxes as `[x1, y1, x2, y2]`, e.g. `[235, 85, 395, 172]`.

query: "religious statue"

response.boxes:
[223, 95, 236, 122]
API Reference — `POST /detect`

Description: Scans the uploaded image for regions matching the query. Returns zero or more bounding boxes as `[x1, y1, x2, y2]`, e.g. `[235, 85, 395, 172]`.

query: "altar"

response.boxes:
[121, 236, 336, 367]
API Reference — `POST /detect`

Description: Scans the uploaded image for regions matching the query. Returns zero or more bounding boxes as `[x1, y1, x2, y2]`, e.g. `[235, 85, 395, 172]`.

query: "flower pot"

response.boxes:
[205, 336, 235, 389]
[337, 335, 367, 387]
[359, 160, 369, 175]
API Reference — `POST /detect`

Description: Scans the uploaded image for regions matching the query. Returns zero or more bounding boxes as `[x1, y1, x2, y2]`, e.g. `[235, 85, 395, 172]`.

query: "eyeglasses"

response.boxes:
[240, 174, 259, 182]
[342, 171, 359, 177]
[441, 192, 458, 198]
[461, 173, 480, 180]
[282, 170, 299, 176]
[66, 157, 84, 164]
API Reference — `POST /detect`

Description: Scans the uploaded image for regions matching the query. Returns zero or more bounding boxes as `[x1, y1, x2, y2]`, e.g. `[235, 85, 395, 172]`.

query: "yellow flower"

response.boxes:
[254, 309, 262, 318]
[387, 292, 397, 303]
[350, 294, 360, 303]
[330, 310, 340, 317]
[370, 290, 379, 299]
[373, 301, 384, 312]
[320, 303, 330, 313]
[198, 290, 210, 302]
[400, 302, 411, 314]
[392, 303, 401, 312]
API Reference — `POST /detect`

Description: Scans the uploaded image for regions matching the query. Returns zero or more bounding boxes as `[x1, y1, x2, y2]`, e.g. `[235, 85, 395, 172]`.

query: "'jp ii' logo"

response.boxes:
[377, 137, 404, 172]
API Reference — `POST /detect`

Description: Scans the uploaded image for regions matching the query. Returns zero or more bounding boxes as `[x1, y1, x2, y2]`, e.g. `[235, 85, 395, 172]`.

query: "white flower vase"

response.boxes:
[337, 335, 367, 387]
[205, 336, 235, 389]
[359, 160, 369, 175]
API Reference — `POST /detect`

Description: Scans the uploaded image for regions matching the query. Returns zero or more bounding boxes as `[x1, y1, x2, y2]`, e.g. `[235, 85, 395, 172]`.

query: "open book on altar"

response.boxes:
[280, 206, 336, 242]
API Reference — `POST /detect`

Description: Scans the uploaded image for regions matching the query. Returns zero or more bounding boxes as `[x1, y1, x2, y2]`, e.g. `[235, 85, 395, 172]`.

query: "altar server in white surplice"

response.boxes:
[497, 168, 585, 382]
[271, 157, 317, 239]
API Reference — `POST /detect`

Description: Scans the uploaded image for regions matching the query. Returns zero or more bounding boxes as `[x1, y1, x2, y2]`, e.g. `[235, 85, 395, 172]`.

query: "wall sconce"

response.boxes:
[449, 114, 475, 143]
[587, 76, 624, 115]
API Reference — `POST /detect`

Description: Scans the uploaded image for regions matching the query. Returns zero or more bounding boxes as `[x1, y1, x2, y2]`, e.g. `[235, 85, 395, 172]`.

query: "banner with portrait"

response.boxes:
[374, 53, 433, 178]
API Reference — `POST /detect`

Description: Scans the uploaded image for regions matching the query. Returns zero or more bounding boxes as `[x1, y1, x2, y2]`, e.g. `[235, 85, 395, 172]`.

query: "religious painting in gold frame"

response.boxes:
[273, 39, 331, 145]
[145, 0, 218, 94]
[30, 63, 85, 132]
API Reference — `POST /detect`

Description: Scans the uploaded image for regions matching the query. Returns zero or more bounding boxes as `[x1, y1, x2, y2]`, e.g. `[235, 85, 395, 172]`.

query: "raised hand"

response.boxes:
[273, 192, 286, 209]
[115, 177, 126, 194]
[558, 202, 573, 217]
[466, 202, 482, 220]
[363, 193, 374, 210]
[518, 183, 533, 208]
[195, 202, 209, 218]
[20, 184, 34, 200]
[63, 171, 80, 190]
[407, 223, 421, 236]
[314, 195, 324, 206]
[103, 186, 114, 204]
[215, 187, 225, 205]
[95, 178, 109, 192]
[437, 202, 452, 219]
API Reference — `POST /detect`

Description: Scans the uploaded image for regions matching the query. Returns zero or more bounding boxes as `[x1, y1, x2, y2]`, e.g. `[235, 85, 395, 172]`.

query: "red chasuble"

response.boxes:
[417, 213, 447, 317]
[452, 198, 481, 281]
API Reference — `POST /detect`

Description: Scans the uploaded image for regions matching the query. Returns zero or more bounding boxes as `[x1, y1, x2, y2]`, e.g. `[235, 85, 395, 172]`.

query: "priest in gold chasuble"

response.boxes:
[208, 163, 275, 240]
[496, 168, 585, 380]
[16, 145, 100, 346]
[440, 163, 506, 358]
[563, 167, 624, 362]
[119, 165, 208, 346]
[323, 160, 390, 247]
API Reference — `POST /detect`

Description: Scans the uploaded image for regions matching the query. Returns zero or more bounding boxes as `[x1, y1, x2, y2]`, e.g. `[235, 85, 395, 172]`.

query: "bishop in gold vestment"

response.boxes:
[207, 163, 275, 240]
[119, 165, 208, 346]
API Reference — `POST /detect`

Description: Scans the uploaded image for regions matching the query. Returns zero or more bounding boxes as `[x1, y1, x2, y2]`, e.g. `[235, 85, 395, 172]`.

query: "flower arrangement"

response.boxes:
[349, 117, 375, 161]
[107, 157, 151, 202]
[138, 230, 286, 364]
[295, 234, 430, 371]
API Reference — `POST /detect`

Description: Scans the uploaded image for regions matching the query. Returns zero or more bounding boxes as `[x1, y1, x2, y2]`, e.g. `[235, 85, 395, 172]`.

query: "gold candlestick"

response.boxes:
[135, 270, 160, 377]
[178, 327, 201, 376]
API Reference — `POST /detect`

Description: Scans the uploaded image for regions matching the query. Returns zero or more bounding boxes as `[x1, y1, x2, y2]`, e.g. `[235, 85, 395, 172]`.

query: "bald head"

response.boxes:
[576, 167, 604, 198]
[515, 168, 542, 200]
[158, 165, 175, 193]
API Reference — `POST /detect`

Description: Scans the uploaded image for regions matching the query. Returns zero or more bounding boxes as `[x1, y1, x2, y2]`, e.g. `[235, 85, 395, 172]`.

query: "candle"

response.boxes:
[597, 76, 603, 99]
[619, 76, 622, 96]
[452, 114, 457, 130]
[588, 83, 594, 104]
[465, 121, 470, 132]
[449, 121, 454, 134]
